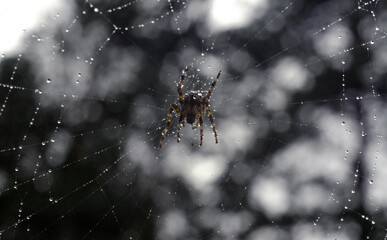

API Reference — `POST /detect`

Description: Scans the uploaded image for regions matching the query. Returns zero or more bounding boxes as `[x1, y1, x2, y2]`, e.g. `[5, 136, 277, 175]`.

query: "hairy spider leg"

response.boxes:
[177, 115, 184, 143]
[192, 114, 199, 129]
[205, 70, 221, 99]
[206, 103, 218, 144]
[199, 117, 204, 146]
[178, 66, 191, 101]
[160, 103, 181, 148]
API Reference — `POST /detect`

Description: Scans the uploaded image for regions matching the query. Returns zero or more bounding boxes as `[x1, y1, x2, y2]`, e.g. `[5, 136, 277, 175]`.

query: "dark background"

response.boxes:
[1, 0, 387, 239]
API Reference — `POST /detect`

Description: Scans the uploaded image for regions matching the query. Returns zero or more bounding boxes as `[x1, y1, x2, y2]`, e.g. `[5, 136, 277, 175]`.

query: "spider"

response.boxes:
[160, 66, 221, 147]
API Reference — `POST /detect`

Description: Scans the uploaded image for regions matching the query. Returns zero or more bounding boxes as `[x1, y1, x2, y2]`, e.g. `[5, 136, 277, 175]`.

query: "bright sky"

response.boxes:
[209, 0, 269, 32]
[0, 0, 65, 55]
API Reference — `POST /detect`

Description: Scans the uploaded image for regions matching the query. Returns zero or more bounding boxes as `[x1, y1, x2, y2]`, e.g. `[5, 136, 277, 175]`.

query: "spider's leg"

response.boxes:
[178, 66, 191, 101]
[177, 115, 184, 143]
[192, 115, 199, 129]
[204, 70, 221, 99]
[160, 104, 180, 148]
[199, 116, 203, 146]
[206, 103, 218, 144]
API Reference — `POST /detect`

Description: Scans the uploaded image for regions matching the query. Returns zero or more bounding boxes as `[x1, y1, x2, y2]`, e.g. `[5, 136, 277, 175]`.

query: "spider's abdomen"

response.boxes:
[187, 114, 195, 124]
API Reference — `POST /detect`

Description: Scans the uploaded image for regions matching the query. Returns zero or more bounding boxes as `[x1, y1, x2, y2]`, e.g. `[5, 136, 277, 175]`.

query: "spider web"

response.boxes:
[0, 0, 387, 239]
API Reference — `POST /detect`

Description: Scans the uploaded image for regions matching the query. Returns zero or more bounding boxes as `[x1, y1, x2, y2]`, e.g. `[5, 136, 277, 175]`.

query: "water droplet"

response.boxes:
[369, 180, 374, 184]
[370, 40, 374, 45]
[49, 197, 53, 202]
[46, 78, 51, 83]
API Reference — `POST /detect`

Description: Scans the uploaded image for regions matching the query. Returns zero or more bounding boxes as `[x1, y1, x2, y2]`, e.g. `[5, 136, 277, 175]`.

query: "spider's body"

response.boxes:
[160, 66, 221, 147]
[182, 91, 204, 124]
